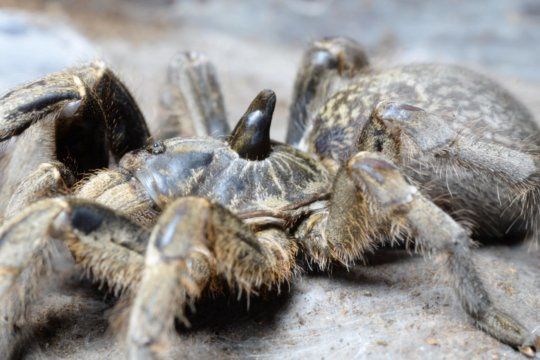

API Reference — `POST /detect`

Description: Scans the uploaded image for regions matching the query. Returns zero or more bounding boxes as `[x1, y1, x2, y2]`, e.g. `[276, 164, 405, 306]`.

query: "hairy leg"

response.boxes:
[286, 36, 368, 146]
[0, 61, 150, 175]
[0, 62, 150, 218]
[2, 161, 73, 344]
[75, 61, 150, 160]
[0, 199, 63, 356]
[76, 169, 158, 227]
[0, 162, 155, 355]
[0, 198, 149, 356]
[156, 51, 229, 139]
[300, 151, 538, 354]
[0, 118, 61, 216]
[4, 161, 74, 220]
[128, 197, 297, 359]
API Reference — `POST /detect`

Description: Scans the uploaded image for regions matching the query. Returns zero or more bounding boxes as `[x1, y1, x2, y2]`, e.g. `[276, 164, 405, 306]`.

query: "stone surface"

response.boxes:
[0, 1, 538, 359]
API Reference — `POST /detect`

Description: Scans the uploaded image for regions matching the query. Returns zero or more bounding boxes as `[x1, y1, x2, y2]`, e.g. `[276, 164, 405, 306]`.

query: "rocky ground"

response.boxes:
[0, 0, 539, 359]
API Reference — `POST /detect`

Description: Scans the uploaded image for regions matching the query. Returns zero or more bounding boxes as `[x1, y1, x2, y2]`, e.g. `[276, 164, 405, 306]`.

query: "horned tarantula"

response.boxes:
[0, 36, 538, 358]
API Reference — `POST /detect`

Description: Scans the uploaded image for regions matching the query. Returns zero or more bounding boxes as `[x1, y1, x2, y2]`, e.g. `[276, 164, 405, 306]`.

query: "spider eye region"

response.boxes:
[146, 140, 166, 155]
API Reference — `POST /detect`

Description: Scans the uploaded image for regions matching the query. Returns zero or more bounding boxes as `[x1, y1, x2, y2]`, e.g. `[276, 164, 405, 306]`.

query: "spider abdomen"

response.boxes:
[304, 64, 537, 163]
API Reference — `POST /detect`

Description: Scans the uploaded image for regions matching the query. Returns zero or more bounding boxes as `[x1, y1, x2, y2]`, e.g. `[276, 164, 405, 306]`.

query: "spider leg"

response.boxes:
[1, 164, 154, 345]
[314, 151, 538, 355]
[0, 102, 78, 215]
[0, 197, 149, 303]
[156, 51, 229, 139]
[0, 198, 149, 356]
[3, 159, 156, 229]
[0, 61, 150, 175]
[286, 36, 368, 146]
[73, 61, 150, 160]
[4, 161, 74, 219]
[127, 197, 297, 359]
[76, 169, 158, 227]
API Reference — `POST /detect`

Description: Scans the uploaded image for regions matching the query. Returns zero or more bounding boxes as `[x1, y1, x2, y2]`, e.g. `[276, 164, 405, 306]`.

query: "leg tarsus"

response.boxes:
[474, 306, 538, 356]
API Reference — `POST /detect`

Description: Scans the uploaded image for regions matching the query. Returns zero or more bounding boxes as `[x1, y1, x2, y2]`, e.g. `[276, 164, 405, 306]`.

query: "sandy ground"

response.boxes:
[0, 1, 539, 359]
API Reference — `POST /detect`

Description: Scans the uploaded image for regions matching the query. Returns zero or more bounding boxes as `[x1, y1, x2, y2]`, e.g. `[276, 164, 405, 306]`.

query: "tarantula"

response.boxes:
[0, 37, 538, 358]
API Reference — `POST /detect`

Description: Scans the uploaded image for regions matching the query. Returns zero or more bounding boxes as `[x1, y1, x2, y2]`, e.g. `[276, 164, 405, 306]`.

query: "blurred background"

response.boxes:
[0, 1, 538, 359]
